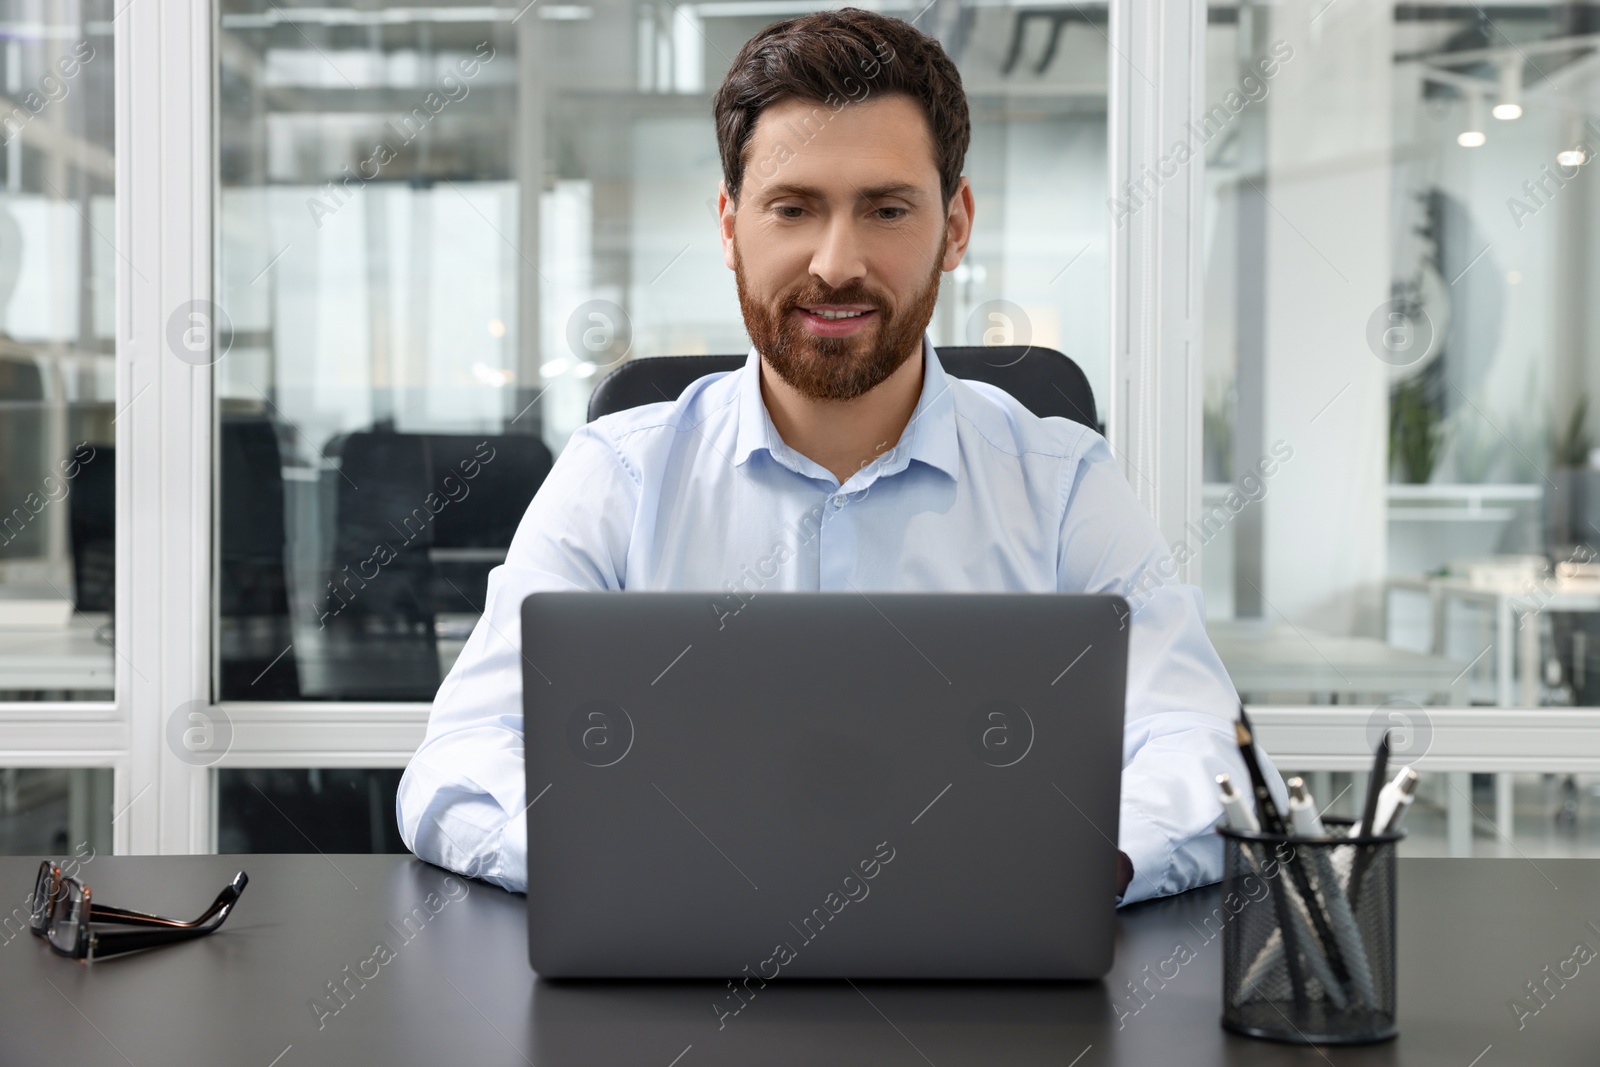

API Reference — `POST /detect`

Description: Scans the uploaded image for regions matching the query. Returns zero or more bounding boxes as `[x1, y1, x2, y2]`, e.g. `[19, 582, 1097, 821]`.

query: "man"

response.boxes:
[398, 7, 1267, 905]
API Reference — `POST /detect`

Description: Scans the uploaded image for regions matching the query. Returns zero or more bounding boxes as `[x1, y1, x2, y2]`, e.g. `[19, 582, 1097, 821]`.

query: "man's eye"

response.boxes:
[874, 207, 907, 221]
[775, 206, 805, 220]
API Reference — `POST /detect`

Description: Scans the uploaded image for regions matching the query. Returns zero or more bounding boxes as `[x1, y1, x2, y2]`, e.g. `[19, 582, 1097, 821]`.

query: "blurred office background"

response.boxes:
[2, 0, 1600, 861]
[1199, 2, 1600, 856]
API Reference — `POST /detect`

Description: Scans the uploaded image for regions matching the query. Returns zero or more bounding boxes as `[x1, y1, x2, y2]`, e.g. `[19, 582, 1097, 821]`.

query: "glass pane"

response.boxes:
[1203, 4, 1600, 725]
[0, 5, 116, 701]
[214, 1, 1110, 702]
[0, 767, 113, 855]
[216, 768, 406, 852]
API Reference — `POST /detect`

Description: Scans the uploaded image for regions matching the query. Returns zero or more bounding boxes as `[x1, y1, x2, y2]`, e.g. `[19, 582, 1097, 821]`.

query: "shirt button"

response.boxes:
[831, 493, 847, 508]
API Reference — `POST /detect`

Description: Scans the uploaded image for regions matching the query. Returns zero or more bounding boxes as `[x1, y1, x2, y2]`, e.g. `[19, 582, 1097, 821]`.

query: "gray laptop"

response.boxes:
[521, 591, 1129, 979]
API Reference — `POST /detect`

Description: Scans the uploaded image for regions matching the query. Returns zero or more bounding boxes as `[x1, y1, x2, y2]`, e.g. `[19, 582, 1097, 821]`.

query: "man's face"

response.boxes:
[718, 93, 973, 401]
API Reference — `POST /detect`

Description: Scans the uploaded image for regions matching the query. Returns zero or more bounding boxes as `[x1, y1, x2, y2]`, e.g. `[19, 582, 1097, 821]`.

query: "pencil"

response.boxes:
[1236, 707, 1353, 996]
[1233, 707, 1309, 1006]
[1235, 708, 1286, 834]
[1356, 731, 1392, 838]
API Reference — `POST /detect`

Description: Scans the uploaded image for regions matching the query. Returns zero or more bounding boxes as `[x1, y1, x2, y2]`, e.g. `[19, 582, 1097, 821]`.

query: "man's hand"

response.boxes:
[1116, 850, 1133, 897]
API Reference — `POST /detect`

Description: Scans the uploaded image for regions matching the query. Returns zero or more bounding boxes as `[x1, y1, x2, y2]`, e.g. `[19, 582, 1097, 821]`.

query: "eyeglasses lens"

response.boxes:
[29, 864, 58, 933]
[46, 881, 85, 956]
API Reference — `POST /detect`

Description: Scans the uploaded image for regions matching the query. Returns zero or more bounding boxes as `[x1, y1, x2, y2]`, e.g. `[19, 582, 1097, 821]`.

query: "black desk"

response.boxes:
[2, 854, 1596, 1065]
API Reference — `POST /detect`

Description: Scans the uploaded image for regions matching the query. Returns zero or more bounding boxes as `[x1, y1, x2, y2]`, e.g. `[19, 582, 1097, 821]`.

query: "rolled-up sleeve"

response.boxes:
[396, 424, 637, 893]
[1056, 434, 1286, 906]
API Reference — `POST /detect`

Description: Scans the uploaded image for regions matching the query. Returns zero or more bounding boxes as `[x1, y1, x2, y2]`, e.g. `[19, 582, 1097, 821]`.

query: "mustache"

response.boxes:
[783, 287, 888, 310]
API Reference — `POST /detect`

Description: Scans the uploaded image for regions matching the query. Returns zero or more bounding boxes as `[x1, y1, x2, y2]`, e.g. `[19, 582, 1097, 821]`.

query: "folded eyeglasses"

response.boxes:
[29, 859, 248, 962]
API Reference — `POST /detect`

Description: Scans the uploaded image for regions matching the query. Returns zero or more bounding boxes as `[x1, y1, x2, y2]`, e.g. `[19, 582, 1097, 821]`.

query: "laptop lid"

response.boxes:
[522, 591, 1129, 979]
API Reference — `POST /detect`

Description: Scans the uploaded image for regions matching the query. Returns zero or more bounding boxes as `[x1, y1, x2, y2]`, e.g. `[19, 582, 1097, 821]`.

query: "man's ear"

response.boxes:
[941, 175, 975, 272]
[718, 180, 738, 270]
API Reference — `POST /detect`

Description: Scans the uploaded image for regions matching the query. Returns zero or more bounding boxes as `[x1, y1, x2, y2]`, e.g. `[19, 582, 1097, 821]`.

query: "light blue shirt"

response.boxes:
[397, 334, 1264, 905]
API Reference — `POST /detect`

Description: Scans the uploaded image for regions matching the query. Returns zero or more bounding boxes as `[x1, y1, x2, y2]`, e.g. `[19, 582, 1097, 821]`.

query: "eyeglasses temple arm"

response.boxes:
[90, 872, 249, 930]
[88, 922, 218, 958]
[87, 874, 247, 958]
[89, 903, 193, 928]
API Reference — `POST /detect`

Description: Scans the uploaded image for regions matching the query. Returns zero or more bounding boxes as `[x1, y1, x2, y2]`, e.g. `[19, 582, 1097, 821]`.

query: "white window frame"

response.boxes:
[1, 0, 1599, 859]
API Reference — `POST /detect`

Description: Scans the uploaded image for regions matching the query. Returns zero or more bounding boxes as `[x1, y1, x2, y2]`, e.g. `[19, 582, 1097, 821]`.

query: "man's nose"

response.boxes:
[808, 214, 868, 291]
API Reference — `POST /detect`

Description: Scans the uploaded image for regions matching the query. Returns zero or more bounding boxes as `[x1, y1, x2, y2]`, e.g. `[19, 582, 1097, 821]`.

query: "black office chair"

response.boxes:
[317, 431, 554, 701]
[427, 434, 555, 614]
[318, 432, 440, 702]
[586, 345, 1100, 430]
[218, 414, 300, 700]
[67, 444, 115, 614]
[1, 356, 49, 561]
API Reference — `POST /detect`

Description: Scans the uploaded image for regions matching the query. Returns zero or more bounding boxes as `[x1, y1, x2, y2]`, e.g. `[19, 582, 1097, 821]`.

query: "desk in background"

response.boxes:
[1209, 617, 1467, 705]
[1385, 574, 1600, 709]
[0, 614, 114, 696]
[1, 853, 1594, 1065]
[1387, 574, 1600, 844]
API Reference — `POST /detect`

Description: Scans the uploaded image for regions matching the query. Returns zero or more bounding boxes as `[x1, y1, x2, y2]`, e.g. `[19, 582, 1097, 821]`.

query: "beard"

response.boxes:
[733, 234, 945, 402]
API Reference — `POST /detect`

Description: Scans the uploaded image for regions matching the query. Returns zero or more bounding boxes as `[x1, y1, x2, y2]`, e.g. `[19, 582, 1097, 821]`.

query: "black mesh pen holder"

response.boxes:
[1217, 817, 1401, 1045]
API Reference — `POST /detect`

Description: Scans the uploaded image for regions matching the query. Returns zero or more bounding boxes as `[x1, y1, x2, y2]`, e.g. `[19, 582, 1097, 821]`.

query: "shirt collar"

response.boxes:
[732, 332, 959, 482]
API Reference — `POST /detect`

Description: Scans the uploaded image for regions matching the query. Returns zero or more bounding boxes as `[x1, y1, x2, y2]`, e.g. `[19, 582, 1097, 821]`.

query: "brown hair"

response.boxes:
[712, 8, 970, 209]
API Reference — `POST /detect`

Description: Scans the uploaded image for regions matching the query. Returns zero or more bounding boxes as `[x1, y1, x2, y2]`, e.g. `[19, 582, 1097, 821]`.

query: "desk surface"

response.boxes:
[2, 854, 1595, 1066]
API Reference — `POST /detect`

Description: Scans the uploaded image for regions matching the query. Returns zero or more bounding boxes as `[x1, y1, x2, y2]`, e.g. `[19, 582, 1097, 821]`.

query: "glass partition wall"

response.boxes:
[1202, 2, 1600, 854]
[213, 0, 1112, 705]
[0, 2, 118, 855]
[0, 2, 116, 703]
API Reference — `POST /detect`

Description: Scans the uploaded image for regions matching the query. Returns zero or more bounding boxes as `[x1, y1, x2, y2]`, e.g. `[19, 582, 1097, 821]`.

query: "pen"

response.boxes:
[1226, 715, 1311, 1008]
[1239, 883, 1351, 1010]
[1235, 708, 1352, 992]
[1229, 774, 1350, 1011]
[1218, 773, 1258, 832]
[1349, 766, 1419, 915]
[1236, 897, 1351, 1011]
[1373, 767, 1419, 835]
[1284, 777, 1325, 837]
[1223, 775, 1341, 1007]
[1287, 777, 1375, 1006]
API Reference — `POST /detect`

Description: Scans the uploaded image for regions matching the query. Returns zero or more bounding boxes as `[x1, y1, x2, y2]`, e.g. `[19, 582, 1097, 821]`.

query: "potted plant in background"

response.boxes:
[1202, 380, 1234, 484]
[1546, 394, 1595, 551]
[1544, 394, 1600, 714]
[1389, 377, 1448, 484]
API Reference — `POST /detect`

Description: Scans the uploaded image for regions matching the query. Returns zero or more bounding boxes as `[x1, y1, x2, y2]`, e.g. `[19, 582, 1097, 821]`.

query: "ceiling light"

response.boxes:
[1458, 89, 1486, 147]
[471, 362, 513, 388]
[1557, 109, 1589, 167]
[1493, 56, 1522, 120]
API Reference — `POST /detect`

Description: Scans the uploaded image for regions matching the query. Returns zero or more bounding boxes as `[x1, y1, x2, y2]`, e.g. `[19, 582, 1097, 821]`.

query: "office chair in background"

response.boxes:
[586, 345, 1100, 430]
[0, 356, 47, 562]
[318, 430, 553, 702]
[218, 413, 300, 699]
[67, 444, 114, 615]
